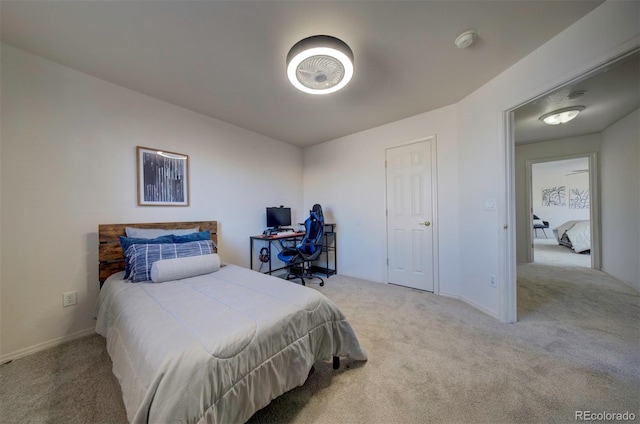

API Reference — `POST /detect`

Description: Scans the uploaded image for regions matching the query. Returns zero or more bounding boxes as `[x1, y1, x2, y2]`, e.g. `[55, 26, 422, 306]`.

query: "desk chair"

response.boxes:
[533, 214, 550, 238]
[278, 204, 325, 286]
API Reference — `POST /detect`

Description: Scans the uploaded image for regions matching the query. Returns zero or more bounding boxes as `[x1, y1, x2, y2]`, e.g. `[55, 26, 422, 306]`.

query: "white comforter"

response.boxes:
[95, 265, 367, 423]
[554, 220, 591, 253]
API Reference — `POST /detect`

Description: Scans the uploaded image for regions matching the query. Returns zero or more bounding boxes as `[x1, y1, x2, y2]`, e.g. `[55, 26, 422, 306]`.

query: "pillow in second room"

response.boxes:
[150, 253, 221, 283]
[125, 226, 199, 239]
[126, 240, 215, 283]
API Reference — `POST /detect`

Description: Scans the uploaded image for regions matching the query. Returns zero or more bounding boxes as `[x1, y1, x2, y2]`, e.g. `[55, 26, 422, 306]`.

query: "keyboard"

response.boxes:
[275, 230, 295, 236]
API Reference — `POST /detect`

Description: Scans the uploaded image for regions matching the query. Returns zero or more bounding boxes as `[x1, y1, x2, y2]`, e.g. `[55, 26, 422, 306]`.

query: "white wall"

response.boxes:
[303, 105, 461, 297]
[0, 44, 304, 361]
[456, 0, 638, 319]
[600, 109, 640, 290]
[515, 135, 601, 262]
[304, 1, 639, 320]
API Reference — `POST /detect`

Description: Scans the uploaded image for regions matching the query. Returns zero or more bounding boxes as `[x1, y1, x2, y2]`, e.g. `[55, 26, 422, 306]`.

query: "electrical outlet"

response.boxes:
[63, 291, 77, 307]
[489, 275, 497, 288]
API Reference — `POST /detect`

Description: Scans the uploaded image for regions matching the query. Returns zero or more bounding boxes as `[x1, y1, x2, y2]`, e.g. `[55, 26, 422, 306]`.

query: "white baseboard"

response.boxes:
[436, 291, 501, 320]
[438, 291, 460, 299]
[338, 274, 502, 321]
[336, 271, 385, 284]
[459, 295, 500, 320]
[0, 327, 96, 365]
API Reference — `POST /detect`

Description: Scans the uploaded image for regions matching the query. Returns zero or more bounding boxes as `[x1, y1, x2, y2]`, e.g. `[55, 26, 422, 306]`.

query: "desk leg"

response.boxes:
[250, 239, 254, 271]
[335, 233, 337, 275]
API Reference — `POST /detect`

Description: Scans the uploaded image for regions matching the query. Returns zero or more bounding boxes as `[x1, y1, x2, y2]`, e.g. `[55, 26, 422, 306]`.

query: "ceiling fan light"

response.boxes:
[539, 106, 585, 125]
[287, 35, 354, 95]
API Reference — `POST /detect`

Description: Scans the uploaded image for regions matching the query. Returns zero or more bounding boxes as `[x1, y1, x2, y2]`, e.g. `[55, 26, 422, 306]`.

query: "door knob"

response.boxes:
[419, 221, 431, 226]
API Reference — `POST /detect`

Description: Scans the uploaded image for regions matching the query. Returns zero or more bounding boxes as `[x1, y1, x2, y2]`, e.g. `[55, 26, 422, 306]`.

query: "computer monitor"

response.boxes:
[266, 207, 291, 229]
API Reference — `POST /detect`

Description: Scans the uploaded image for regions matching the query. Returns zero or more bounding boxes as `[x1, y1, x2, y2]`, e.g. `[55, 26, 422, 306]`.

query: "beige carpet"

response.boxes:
[533, 238, 591, 268]
[1, 266, 638, 423]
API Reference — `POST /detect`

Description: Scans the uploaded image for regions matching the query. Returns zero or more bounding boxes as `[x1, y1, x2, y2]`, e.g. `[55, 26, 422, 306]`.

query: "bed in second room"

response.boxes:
[95, 221, 367, 424]
[553, 220, 591, 253]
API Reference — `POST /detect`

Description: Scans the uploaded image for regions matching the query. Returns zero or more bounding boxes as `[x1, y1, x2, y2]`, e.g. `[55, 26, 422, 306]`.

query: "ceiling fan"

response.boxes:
[565, 169, 589, 176]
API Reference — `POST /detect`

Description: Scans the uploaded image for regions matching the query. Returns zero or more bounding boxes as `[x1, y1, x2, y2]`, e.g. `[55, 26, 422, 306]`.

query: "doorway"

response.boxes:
[505, 48, 639, 321]
[527, 156, 595, 268]
[385, 138, 438, 292]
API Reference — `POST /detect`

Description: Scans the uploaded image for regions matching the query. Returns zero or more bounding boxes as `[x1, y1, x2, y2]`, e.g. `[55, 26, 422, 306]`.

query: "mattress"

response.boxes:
[94, 265, 367, 423]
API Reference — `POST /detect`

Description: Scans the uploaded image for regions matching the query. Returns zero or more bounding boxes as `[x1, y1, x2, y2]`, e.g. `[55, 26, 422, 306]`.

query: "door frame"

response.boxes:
[384, 136, 440, 294]
[502, 46, 638, 322]
[524, 153, 601, 269]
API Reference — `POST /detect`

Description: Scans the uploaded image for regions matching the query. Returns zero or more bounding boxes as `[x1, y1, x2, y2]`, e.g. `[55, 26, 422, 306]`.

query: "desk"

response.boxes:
[308, 223, 337, 278]
[250, 224, 337, 277]
[250, 232, 305, 275]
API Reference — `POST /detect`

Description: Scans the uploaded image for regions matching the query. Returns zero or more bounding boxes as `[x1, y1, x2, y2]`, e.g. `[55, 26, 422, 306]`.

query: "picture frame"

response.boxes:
[137, 146, 190, 206]
[541, 185, 566, 207]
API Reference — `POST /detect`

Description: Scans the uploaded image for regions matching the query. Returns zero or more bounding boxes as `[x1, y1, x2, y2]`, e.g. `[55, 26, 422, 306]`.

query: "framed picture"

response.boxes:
[137, 146, 190, 206]
[569, 187, 590, 209]
[541, 186, 566, 207]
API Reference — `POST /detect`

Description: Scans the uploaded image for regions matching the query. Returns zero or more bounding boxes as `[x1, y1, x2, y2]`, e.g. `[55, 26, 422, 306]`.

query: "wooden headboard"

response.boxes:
[98, 221, 218, 284]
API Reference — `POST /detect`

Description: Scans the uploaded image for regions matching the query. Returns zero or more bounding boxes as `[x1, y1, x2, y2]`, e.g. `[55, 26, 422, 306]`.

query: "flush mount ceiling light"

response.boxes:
[539, 106, 585, 125]
[287, 35, 354, 95]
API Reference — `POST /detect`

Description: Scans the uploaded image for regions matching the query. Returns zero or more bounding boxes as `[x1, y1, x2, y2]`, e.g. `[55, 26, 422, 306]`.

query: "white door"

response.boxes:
[386, 140, 435, 292]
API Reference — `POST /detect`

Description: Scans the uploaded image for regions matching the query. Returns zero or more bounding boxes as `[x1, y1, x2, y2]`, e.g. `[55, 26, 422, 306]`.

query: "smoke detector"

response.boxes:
[455, 30, 477, 49]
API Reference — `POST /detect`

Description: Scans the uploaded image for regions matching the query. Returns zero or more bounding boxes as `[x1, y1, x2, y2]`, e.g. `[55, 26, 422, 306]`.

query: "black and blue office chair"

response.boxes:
[278, 204, 325, 286]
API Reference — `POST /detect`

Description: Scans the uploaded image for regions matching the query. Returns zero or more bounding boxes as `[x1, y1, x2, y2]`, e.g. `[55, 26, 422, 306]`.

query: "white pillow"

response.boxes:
[125, 226, 199, 239]
[150, 253, 220, 283]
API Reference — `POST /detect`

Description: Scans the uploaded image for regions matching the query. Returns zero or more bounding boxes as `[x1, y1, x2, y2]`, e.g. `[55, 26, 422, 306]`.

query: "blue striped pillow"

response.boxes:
[119, 235, 174, 279]
[125, 240, 216, 283]
[119, 232, 214, 279]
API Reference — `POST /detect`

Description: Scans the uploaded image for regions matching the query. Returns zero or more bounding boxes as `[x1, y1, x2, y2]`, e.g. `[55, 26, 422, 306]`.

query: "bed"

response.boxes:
[553, 220, 591, 253]
[96, 221, 367, 423]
